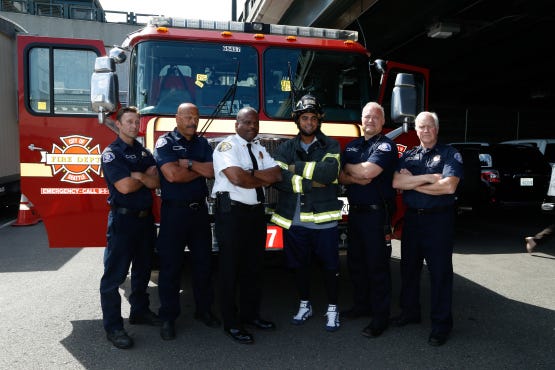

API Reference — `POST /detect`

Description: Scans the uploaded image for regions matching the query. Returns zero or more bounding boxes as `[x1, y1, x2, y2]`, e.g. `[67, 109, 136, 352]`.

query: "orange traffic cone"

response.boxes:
[12, 194, 41, 226]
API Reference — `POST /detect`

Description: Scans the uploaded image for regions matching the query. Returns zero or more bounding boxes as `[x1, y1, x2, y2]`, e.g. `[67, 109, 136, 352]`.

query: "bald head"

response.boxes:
[175, 103, 199, 139]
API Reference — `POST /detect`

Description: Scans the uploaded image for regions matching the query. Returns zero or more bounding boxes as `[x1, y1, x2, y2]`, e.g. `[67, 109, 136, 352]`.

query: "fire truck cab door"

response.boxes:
[18, 35, 113, 247]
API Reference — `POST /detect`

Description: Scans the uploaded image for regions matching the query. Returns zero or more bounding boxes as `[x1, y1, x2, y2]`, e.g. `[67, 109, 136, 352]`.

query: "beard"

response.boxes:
[299, 125, 319, 137]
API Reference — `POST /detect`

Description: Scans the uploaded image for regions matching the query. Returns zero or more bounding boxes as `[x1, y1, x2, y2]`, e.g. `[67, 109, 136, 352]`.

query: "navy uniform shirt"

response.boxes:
[154, 128, 213, 201]
[397, 143, 464, 209]
[343, 135, 398, 204]
[101, 137, 156, 210]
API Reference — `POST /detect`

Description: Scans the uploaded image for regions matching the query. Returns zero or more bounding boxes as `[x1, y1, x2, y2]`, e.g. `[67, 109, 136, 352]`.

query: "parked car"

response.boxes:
[500, 139, 555, 212]
[480, 144, 551, 208]
[500, 139, 555, 163]
[448, 143, 490, 212]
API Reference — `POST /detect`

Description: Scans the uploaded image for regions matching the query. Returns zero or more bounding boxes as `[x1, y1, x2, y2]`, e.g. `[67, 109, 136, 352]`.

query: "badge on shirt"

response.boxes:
[377, 142, 392, 151]
[454, 152, 463, 163]
[432, 155, 441, 162]
[141, 150, 150, 157]
[155, 137, 168, 148]
[218, 142, 232, 152]
[102, 151, 115, 163]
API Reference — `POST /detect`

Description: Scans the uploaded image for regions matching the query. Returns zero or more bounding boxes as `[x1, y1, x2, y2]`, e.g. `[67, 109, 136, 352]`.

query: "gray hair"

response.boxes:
[362, 101, 385, 116]
[415, 111, 439, 129]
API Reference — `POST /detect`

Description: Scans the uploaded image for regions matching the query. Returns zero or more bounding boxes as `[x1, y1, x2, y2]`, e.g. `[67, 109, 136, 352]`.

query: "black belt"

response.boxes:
[406, 205, 453, 215]
[349, 204, 383, 212]
[230, 200, 263, 210]
[112, 207, 151, 218]
[163, 199, 205, 211]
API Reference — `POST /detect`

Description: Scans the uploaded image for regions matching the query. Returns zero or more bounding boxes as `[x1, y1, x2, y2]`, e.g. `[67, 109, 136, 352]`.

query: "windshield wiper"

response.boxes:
[198, 62, 240, 137]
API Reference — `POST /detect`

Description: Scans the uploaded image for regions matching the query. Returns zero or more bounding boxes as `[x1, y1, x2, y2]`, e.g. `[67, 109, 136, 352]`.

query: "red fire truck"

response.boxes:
[16, 16, 428, 248]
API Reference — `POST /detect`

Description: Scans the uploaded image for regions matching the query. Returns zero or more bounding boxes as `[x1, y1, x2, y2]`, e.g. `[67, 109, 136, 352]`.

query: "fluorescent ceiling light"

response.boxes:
[427, 22, 460, 39]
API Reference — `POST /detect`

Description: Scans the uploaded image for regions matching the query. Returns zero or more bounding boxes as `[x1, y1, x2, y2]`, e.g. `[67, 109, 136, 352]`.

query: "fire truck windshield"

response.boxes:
[264, 48, 370, 122]
[130, 40, 370, 122]
[132, 40, 258, 116]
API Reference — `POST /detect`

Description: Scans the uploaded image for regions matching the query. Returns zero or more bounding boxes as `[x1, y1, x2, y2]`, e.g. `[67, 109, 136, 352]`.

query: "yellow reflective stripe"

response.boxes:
[292, 174, 303, 193]
[20, 163, 53, 177]
[302, 161, 316, 180]
[322, 152, 340, 161]
[322, 152, 341, 178]
[276, 160, 289, 170]
[299, 210, 342, 223]
[271, 213, 292, 229]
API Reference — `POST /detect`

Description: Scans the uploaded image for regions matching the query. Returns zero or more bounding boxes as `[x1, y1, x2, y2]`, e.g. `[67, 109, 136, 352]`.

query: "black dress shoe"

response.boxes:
[160, 321, 176, 341]
[194, 311, 221, 328]
[243, 318, 276, 331]
[129, 310, 163, 326]
[106, 329, 133, 349]
[361, 320, 389, 338]
[428, 332, 448, 346]
[390, 315, 421, 327]
[341, 307, 372, 319]
[225, 328, 254, 344]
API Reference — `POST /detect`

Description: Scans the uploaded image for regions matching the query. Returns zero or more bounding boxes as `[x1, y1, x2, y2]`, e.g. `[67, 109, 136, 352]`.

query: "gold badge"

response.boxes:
[218, 142, 232, 152]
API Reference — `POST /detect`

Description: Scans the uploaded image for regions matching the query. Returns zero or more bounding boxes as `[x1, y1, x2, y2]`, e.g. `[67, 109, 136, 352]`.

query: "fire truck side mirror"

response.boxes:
[391, 73, 417, 132]
[91, 57, 119, 123]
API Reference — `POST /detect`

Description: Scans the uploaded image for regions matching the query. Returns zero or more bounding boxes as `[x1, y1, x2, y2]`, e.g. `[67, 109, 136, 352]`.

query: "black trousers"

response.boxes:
[157, 203, 214, 321]
[400, 209, 455, 335]
[347, 209, 392, 321]
[215, 203, 266, 328]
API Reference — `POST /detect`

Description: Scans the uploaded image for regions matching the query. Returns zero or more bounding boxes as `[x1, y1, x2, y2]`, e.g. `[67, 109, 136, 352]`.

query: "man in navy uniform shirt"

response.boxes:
[100, 106, 161, 349]
[392, 111, 463, 346]
[339, 102, 398, 338]
[154, 102, 220, 340]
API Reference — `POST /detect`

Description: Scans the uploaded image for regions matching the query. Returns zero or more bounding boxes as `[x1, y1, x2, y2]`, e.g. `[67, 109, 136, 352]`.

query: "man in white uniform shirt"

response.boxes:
[211, 107, 281, 344]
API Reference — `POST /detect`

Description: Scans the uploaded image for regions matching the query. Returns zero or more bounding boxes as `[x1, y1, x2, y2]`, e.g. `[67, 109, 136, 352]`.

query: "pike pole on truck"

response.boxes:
[15, 16, 429, 248]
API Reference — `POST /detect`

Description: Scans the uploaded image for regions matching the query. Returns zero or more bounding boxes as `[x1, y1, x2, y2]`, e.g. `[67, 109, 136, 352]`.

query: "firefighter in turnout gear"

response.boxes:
[271, 95, 343, 332]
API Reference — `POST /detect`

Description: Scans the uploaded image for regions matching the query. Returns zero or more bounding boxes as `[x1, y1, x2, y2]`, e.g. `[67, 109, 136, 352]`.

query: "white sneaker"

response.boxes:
[525, 237, 537, 253]
[325, 304, 340, 332]
[291, 300, 312, 325]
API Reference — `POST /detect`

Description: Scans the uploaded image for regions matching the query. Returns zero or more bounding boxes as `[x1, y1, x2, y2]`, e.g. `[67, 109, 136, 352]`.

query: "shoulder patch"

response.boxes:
[155, 137, 168, 149]
[454, 152, 463, 163]
[218, 142, 232, 152]
[377, 142, 392, 151]
[102, 151, 115, 163]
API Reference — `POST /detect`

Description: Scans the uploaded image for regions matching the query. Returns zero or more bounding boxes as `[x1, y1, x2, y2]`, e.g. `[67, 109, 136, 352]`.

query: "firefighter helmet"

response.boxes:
[292, 94, 323, 123]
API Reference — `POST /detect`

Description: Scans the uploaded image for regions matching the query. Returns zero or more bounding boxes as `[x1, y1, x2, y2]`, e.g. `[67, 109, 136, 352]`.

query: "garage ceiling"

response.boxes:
[276, 0, 555, 140]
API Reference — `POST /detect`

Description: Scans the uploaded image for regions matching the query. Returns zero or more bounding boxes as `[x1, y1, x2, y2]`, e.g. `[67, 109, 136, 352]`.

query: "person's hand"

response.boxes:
[178, 158, 189, 167]
[288, 164, 295, 173]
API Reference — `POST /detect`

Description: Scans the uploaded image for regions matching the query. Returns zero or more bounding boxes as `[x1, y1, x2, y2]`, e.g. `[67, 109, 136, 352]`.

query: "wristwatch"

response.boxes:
[187, 160, 193, 170]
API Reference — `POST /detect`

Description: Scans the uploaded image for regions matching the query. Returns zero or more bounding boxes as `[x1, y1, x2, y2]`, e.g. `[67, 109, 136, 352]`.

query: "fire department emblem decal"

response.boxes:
[40, 135, 102, 184]
[396, 144, 407, 158]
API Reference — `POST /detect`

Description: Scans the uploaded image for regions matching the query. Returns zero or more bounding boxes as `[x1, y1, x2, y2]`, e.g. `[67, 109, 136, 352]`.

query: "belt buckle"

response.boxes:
[189, 202, 200, 211]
